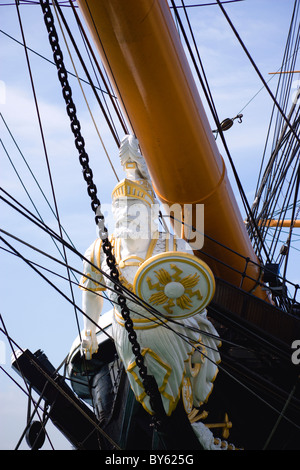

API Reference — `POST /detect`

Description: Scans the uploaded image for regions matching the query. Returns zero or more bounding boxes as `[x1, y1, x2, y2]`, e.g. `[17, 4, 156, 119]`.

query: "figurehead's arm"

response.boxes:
[80, 238, 106, 359]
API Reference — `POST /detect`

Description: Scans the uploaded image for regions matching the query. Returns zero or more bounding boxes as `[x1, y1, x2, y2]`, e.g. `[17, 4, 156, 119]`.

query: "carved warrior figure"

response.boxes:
[80, 135, 221, 428]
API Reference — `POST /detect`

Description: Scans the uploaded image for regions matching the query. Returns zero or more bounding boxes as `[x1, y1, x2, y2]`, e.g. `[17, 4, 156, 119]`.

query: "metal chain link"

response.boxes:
[40, 0, 165, 424]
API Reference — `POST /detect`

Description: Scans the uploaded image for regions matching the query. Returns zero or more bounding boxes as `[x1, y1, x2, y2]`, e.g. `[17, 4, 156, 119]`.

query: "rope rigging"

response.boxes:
[1, 0, 300, 450]
[170, 0, 272, 264]
[1, 185, 297, 368]
[40, 0, 167, 425]
[249, 0, 300, 280]
[172, 0, 300, 301]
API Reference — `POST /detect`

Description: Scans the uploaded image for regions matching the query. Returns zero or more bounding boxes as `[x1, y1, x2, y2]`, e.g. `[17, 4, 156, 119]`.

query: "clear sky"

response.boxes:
[0, 0, 299, 450]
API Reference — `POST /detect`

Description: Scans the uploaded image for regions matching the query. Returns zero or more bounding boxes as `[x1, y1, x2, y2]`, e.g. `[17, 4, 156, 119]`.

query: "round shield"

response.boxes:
[133, 251, 215, 320]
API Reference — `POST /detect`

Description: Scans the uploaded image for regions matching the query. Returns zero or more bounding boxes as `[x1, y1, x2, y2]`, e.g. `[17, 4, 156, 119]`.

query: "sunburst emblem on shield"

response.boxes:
[133, 251, 215, 319]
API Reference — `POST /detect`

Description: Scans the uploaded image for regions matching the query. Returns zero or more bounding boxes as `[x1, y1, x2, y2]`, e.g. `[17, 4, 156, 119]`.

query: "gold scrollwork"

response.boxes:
[181, 376, 193, 414]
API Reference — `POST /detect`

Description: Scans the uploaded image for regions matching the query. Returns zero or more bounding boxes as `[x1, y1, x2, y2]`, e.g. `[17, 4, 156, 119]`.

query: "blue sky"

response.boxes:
[0, 0, 299, 450]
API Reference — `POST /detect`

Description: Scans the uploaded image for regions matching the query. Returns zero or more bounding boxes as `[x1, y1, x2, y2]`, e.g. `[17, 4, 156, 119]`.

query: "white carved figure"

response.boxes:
[80, 134, 221, 420]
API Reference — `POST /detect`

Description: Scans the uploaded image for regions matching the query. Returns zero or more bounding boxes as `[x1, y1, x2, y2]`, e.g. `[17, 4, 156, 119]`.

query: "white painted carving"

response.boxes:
[80, 135, 221, 419]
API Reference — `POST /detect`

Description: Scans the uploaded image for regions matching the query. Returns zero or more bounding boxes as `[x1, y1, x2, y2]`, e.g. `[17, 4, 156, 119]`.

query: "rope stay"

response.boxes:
[248, 0, 300, 282]
[39, 0, 166, 425]
[172, 0, 300, 304]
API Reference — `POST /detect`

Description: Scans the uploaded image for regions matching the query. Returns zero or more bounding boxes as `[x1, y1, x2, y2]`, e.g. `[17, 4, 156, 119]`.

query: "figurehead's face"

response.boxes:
[112, 197, 158, 240]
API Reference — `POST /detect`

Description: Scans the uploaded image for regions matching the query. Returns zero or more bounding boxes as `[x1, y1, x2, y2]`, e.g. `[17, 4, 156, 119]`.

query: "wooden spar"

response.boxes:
[269, 71, 300, 74]
[258, 220, 300, 228]
[77, 0, 268, 300]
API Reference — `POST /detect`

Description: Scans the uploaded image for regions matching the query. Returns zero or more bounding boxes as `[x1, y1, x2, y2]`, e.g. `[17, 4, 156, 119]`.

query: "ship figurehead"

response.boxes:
[79, 134, 222, 449]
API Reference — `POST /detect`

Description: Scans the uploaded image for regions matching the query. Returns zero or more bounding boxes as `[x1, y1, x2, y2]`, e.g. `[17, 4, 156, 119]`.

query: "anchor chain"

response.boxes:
[40, 0, 165, 424]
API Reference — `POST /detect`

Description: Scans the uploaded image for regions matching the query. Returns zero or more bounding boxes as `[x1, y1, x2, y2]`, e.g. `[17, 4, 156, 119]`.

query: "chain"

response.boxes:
[40, 0, 165, 424]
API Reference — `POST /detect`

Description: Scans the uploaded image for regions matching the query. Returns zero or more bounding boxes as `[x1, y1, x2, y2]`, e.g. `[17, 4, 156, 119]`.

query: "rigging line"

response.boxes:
[256, 142, 295, 225]
[2, 184, 296, 338]
[169, 0, 245, 7]
[80, 0, 136, 136]
[76, 25, 121, 147]
[255, 14, 300, 202]
[273, 199, 300, 218]
[259, 140, 300, 258]
[24, 251, 256, 351]
[263, 376, 299, 450]
[56, 0, 123, 144]
[0, 243, 114, 309]
[0, 323, 121, 450]
[2, 183, 297, 308]
[0, 184, 278, 309]
[0, 365, 47, 414]
[0, 190, 176, 324]
[216, 0, 300, 149]
[0, 210, 195, 349]
[0, 232, 226, 353]
[18, 397, 54, 451]
[3, 228, 283, 359]
[254, 102, 297, 216]
[0, 184, 110, 311]
[137, 309, 300, 431]
[193, 351, 300, 432]
[15, 377, 59, 451]
[1, 0, 78, 5]
[3, 262, 300, 427]
[0, 244, 81, 287]
[0, 366, 56, 450]
[282, 163, 300, 280]
[0, 323, 209, 419]
[177, 0, 219, 127]
[220, 359, 300, 433]
[162, 211, 300, 294]
[262, 102, 298, 235]
[52, 0, 121, 180]
[260, 113, 300, 212]
[269, 166, 300, 262]
[0, 190, 136, 310]
[253, 88, 300, 215]
[0, 198, 118, 347]
[0, 112, 76, 252]
[0, 138, 43, 224]
[0, 199, 117, 309]
[0, 136, 78, 281]
[15, 1, 82, 340]
[3, 237, 297, 419]
[16, 352, 78, 451]
[167, 303, 295, 359]
[0, 314, 55, 450]
[0, 234, 117, 344]
[260, 163, 300, 241]
[208, 304, 292, 361]
[0, 30, 111, 96]
[0, 222, 242, 356]
[257, 150, 298, 253]
[0, 227, 115, 311]
[171, 0, 271, 263]
[1, 239, 227, 416]
[2, 333, 55, 451]
[0, 236, 118, 321]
